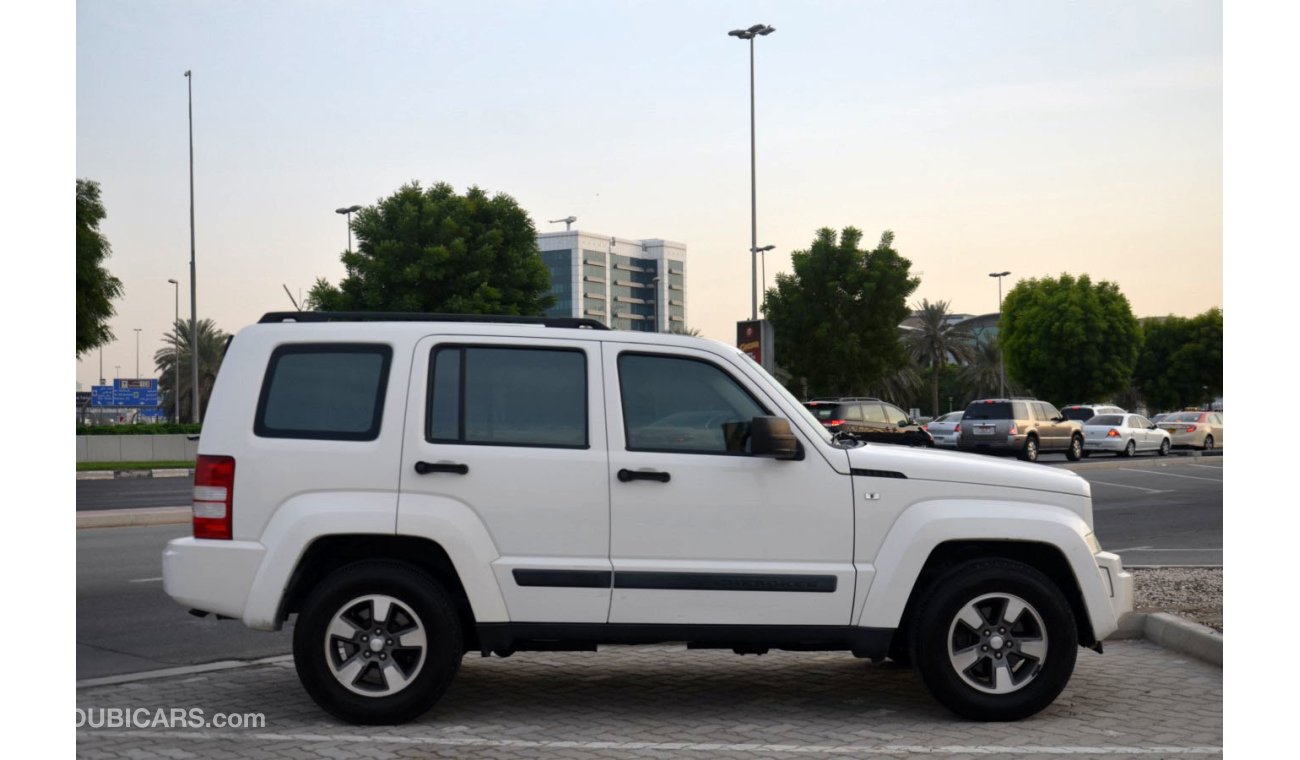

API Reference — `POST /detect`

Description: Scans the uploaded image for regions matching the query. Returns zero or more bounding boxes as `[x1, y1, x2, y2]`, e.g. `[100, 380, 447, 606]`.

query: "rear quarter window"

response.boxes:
[255, 343, 393, 440]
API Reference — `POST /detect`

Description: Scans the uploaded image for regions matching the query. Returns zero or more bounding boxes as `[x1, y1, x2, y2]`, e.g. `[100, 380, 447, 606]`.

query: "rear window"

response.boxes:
[1061, 407, 1096, 422]
[1089, 415, 1125, 426]
[804, 403, 839, 420]
[1168, 412, 1206, 423]
[963, 401, 1012, 420]
[255, 343, 392, 440]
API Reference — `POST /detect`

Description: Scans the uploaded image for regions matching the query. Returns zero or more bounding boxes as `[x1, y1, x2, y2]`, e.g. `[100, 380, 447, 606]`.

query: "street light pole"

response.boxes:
[989, 271, 1012, 397]
[755, 244, 775, 314]
[185, 70, 200, 423]
[336, 205, 362, 253]
[729, 23, 775, 320]
[168, 278, 180, 423]
[133, 328, 142, 378]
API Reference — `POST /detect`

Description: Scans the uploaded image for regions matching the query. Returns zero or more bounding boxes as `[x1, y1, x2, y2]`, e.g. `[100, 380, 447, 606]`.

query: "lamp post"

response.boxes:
[168, 278, 180, 423]
[754, 244, 775, 314]
[728, 22, 776, 320]
[184, 70, 200, 423]
[335, 205, 362, 253]
[989, 271, 1011, 397]
[133, 328, 142, 378]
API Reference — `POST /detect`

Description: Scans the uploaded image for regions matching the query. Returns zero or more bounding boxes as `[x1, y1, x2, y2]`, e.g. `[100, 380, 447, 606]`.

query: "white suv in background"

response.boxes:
[163, 312, 1133, 725]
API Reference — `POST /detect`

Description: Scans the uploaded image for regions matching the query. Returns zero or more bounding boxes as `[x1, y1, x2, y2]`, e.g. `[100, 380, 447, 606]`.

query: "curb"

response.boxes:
[77, 507, 191, 529]
[1110, 612, 1222, 667]
[76, 468, 194, 481]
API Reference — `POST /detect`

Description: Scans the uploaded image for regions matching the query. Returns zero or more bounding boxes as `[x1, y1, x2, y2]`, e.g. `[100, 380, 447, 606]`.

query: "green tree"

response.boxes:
[1000, 274, 1142, 404]
[309, 182, 554, 315]
[1133, 308, 1222, 411]
[959, 335, 1019, 401]
[153, 318, 230, 423]
[76, 179, 124, 356]
[763, 228, 919, 397]
[903, 299, 976, 418]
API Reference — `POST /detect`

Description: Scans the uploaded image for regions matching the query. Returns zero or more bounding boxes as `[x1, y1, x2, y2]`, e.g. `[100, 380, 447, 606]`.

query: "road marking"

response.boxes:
[1121, 469, 1222, 483]
[1186, 464, 1224, 471]
[1109, 546, 1153, 552]
[128, 577, 163, 583]
[1087, 480, 1173, 494]
[77, 731, 1224, 755]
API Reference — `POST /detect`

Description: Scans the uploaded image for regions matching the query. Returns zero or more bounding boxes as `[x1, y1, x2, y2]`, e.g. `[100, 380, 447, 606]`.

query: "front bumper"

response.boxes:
[162, 537, 266, 622]
[1093, 550, 1135, 641]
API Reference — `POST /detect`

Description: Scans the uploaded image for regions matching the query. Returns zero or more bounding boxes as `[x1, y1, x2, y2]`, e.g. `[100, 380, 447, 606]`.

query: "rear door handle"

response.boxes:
[617, 468, 670, 483]
[414, 461, 469, 475]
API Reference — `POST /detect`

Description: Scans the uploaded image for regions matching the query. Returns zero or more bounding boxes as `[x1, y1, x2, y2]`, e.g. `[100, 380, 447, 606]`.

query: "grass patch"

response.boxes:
[77, 460, 195, 472]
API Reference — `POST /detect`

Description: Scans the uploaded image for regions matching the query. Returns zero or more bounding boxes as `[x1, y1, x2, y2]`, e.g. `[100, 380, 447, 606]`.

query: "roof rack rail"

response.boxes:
[258, 312, 609, 330]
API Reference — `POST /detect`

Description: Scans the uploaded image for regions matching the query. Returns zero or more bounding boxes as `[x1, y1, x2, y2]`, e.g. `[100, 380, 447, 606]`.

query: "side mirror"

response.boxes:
[750, 416, 801, 460]
[899, 418, 912, 427]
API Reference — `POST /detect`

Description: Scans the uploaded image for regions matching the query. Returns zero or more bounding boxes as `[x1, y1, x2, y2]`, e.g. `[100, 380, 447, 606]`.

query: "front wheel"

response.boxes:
[294, 561, 464, 725]
[1158, 438, 1170, 456]
[1065, 435, 1083, 462]
[909, 558, 1078, 721]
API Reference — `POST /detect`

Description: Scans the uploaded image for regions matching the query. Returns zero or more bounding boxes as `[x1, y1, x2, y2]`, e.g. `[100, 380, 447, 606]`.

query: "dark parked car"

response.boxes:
[802, 397, 933, 447]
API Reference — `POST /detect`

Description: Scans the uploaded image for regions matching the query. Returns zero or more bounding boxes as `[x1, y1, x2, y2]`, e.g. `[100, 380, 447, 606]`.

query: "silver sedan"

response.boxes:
[1081, 414, 1172, 457]
[924, 411, 965, 448]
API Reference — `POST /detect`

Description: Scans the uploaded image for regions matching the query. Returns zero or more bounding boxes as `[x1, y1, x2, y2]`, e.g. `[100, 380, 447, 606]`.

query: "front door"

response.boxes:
[603, 344, 855, 626]
[397, 335, 611, 624]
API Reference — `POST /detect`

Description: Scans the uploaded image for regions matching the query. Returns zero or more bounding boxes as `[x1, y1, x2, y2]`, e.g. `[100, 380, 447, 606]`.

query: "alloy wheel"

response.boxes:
[946, 592, 1048, 694]
[325, 594, 428, 697]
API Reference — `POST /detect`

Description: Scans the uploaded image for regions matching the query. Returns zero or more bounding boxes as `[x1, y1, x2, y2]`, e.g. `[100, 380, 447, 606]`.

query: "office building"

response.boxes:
[537, 230, 686, 332]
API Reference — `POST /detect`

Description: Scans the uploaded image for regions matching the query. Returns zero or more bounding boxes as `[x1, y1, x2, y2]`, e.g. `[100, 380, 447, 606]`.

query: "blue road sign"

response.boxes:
[91, 379, 160, 407]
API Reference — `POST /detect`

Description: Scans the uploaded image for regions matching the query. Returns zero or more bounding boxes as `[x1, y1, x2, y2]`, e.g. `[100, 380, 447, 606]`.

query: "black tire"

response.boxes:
[1202, 435, 1214, 451]
[908, 558, 1078, 721]
[1122, 439, 1136, 458]
[1017, 436, 1039, 462]
[294, 561, 463, 725]
[1080, 451, 1090, 458]
[1158, 438, 1170, 456]
[1065, 435, 1083, 462]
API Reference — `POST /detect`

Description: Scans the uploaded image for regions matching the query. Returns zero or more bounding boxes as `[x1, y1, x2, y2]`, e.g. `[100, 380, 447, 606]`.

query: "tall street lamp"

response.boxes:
[133, 328, 142, 378]
[755, 244, 775, 314]
[728, 22, 776, 320]
[336, 205, 362, 253]
[168, 278, 181, 423]
[989, 271, 1012, 397]
[184, 69, 200, 423]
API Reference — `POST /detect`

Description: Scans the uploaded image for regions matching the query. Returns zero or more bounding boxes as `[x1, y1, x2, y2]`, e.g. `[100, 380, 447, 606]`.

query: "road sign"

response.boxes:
[90, 379, 160, 407]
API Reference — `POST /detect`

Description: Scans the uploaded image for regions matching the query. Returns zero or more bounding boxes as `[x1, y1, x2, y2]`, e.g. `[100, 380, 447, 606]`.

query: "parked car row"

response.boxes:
[807, 395, 1223, 462]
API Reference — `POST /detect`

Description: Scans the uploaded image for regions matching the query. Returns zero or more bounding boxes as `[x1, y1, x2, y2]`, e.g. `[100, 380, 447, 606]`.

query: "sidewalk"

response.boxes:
[76, 640, 1221, 758]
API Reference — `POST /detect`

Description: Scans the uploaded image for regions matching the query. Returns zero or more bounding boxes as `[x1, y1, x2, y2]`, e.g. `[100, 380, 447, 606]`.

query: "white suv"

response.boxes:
[163, 312, 1133, 725]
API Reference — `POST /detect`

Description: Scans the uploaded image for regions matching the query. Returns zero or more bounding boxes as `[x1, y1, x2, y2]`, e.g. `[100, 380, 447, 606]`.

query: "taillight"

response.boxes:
[1008, 423, 1017, 435]
[1107, 429, 1120, 437]
[1186, 426, 1197, 433]
[828, 419, 845, 426]
[954, 423, 961, 433]
[193, 454, 235, 540]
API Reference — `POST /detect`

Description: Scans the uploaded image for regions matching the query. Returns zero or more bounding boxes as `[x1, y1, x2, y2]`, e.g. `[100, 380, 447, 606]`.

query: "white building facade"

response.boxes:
[537, 230, 686, 333]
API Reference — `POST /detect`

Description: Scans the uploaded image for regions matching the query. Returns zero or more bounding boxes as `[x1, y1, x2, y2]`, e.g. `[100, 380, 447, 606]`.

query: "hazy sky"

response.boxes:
[75, 0, 1221, 389]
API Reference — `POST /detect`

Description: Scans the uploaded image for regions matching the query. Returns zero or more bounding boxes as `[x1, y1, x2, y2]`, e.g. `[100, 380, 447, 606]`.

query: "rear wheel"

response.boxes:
[1202, 435, 1215, 451]
[1122, 439, 1136, 458]
[909, 558, 1078, 721]
[1017, 436, 1039, 463]
[294, 561, 463, 724]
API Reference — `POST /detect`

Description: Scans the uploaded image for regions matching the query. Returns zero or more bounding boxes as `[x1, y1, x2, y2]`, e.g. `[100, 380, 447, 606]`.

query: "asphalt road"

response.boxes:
[75, 456, 1221, 680]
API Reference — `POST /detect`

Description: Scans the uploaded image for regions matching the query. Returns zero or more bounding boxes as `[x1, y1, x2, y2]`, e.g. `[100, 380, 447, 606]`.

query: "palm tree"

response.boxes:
[960, 334, 1015, 400]
[870, 358, 924, 409]
[153, 318, 230, 423]
[903, 299, 976, 418]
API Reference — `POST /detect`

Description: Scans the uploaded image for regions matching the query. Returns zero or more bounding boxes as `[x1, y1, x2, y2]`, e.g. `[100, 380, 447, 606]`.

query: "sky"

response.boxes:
[75, 0, 1222, 389]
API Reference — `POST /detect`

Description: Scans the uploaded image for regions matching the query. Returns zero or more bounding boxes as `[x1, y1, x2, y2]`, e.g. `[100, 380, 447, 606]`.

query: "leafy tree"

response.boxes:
[153, 318, 230, 423]
[309, 182, 554, 315]
[903, 299, 976, 417]
[764, 228, 919, 398]
[76, 179, 124, 356]
[999, 274, 1142, 404]
[1133, 308, 1222, 411]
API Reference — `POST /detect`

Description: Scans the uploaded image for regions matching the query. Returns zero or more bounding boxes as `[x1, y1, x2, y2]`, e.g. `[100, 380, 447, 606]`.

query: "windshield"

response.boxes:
[737, 351, 834, 444]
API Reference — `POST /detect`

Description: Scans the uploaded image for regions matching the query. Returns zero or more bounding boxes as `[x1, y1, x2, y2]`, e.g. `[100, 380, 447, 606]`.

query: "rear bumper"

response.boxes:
[957, 434, 1023, 453]
[1083, 437, 1127, 452]
[931, 432, 959, 448]
[162, 537, 265, 622]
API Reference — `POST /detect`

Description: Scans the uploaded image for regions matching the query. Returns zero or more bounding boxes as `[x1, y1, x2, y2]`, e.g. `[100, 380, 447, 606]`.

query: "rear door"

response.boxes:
[397, 335, 612, 624]
[604, 343, 855, 626]
[858, 402, 891, 442]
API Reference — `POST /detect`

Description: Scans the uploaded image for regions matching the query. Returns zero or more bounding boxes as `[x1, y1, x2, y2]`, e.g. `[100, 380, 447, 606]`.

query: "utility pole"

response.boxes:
[185, 70, 200, 423]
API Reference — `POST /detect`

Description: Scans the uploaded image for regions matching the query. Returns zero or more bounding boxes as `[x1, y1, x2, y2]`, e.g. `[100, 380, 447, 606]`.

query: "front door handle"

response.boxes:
[414, 461, 469, 475]
[617, 468, 670, 483]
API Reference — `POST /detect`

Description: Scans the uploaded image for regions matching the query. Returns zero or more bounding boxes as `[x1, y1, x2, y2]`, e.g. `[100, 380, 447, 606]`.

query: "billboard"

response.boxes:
[736, 319, 776, 372]
[90, 378, 160, 407]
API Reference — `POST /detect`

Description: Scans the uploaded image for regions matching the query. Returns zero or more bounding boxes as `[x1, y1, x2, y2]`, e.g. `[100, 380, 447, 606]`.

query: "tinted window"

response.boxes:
[805, 403, 837, 420]
[841, 404, 865, 422]
[1037, 402, 1061, 420]
[963, 401, 1012, 420]
[428, 346, 587, 448]
[620, 353, 767, 454]
[1090, 415, 1125, 426]
[1169, 412, 1206, 423]
[1061, 407, 1096, 422]
[255, 344, 392, 440]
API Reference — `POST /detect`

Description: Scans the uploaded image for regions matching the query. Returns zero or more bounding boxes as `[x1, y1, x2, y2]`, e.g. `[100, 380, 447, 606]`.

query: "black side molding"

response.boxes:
[616, 572, 837, 593]
[851, 468, 908, 479]
[512, 569, 612, 588]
